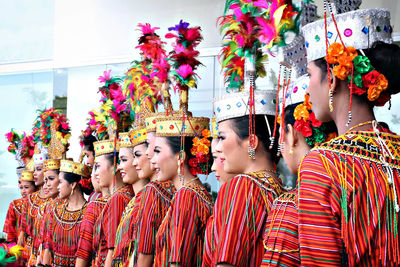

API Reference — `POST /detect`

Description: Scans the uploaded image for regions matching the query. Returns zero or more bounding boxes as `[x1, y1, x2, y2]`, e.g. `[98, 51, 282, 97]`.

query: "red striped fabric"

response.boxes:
[261, 189, 300, 267]
[131, 181, 175, 264]
[112, 188, 145, 265]
[75, 195, 109, 262]
[202, 214, 214, 267]
[298, 131, 400, 266]
[3, 198, 25, 243]
[46, 201, 88, 266]
[155, 183, 213, 267]
[93, 185, 134, 267]
[212, 171, 284, 266]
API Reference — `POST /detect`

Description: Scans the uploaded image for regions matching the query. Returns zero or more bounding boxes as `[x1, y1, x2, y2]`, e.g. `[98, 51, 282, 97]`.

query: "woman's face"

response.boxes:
[33, 164, 45, 187]
[145, 132, 157, 171]
[211, 139, 234, 185]
[133, 143, 154, 180]
[215, 120, 249, 174]
[94, 155, 114, 189]
[44, 170, 60, 198]
[91, 167, 101, 193]
[306, 61, 331, 122]
[83, 147, 95, 167]
[19, 181, 35, 198]
[57, 172, 73, 199]
[118, 147, 138, 184]
[151, 137, 178, 182]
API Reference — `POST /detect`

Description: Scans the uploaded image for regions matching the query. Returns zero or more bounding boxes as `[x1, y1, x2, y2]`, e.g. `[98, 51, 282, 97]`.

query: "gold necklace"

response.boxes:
[59, 202, 87, 231]
[347, 120, 376, 133]
[183, 177, 199, 186]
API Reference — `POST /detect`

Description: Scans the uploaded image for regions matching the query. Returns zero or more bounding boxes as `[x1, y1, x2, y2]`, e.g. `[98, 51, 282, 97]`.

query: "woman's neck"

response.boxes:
[39, 186, 46, 197]
[172, 165, 198, 191]
[243, 151, 275, 175]
[109, 177, 126, 194]
[68, 190, 86, 210]
[132, 179, 149, 195]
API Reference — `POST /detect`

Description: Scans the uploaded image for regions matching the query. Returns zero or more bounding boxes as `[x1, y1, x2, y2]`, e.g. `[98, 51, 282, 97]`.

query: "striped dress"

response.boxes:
[45, 201, 88, 266]
[261, 189, 299, 267]
[155, 182, 213, 267]
[112, 188, 145, 266]
[211, 171, 284, 266]
[298, 130, 400, 266]
[131, 181, 175, 266]
[75, 195, 109, 263]
[202, 214, 214, 267]
[20, 191, 49, 266]
[93, 185, 134, 267]
[3, 198, 25, 243]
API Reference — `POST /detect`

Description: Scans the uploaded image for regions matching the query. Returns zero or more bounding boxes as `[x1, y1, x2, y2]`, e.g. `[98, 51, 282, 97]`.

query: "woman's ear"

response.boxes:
[176, 150, 186, 166]
[71, 181, 78, 191]
[329, 67, 338, 94]
[286, 124, 298, 149]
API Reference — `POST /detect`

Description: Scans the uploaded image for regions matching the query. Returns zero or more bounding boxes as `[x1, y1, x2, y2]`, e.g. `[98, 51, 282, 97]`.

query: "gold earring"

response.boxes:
[70, 187, 74, 197]
[329, 86, 334, 112]
[289, 147, 294, 155]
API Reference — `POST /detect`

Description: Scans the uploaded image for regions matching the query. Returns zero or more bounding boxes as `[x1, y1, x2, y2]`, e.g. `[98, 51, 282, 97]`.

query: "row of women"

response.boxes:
[2, 0, 400, 266]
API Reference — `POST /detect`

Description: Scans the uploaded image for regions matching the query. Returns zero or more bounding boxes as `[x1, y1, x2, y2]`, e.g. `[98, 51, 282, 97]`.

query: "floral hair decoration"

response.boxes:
[293, 94, 337, 146]
[189, 129, 212, 176]
[326, 42, 389, 107]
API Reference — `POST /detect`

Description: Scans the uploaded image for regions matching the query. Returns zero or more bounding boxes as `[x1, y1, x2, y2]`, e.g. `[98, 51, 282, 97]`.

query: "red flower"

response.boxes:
[362, 70, 380, 88]
[294, 119, 312, 137]
[309, 112, 322, 127]
[374, 91, 391, 107]
[349, 83, 366, 96]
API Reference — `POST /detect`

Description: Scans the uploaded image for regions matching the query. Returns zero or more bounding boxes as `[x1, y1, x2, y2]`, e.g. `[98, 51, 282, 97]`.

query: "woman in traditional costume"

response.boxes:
[202, 118, 235, 266]
[153, 20, 213, 267]
[42, 159, 92, 266]
[298, 1, 400, 265]
[19, 108, 70, 266]
[3, 131, 36, 245]
[92, 70, 135, 267]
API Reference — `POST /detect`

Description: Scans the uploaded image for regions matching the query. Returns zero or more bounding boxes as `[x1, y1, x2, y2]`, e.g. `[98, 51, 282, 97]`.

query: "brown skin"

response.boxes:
[83, 148, 95, 167]
[19, 180, 36, 198]
[307, 61, 376, 135]
[211, 139, 235, 185]
[33, 164, 45, 187]
[145, 132, 158, 177]
[43, 170, 60, 198]
[118, 147, 139, 185]
[215, 120, 276, 176]
[281, 124, 311, 175]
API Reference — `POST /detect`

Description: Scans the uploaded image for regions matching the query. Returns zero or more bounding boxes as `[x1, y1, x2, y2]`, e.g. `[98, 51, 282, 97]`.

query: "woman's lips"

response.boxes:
[120, 172, 126, 178]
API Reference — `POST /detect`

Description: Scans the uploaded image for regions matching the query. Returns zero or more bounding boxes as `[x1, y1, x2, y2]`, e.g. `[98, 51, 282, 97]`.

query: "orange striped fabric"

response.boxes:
[261, 189, 299, 267]
[202, 214, 214, 267]
[93, 185, 134, 267]
[155, 183, 213, 267]
[3, 198, 25, 243]
[212, 171, 284, 266]
[298, 131, 400, 266]
[131, 181, 175, 265]
[75, 195, 108, 262]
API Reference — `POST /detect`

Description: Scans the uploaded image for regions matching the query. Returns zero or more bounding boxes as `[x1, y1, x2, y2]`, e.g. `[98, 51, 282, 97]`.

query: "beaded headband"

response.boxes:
[211, 117, 218, 139]
[60, 160, 92, 178]
[20, 170, 34, 182]
[130, 126, 147, 146]
[118, 132, 132, 148]
[94, 140, 119, 157]
[155, 113, 210, 137]
[302, 8, 392, 62]
[43, 159, 61, 172]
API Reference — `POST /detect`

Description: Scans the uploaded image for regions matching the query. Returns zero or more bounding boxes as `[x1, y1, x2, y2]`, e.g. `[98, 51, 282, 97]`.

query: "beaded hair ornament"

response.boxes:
[301, 1, 392, 125]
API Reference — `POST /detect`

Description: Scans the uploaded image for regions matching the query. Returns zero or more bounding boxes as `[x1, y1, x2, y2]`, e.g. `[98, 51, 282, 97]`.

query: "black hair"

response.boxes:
[83, 135, 97, 154]
[314, 41, 400, 101]
[46, 169, 60, 175]
[164, 136, 212, 173]
[228, 114, 280, 163]
[284, 103, 299, 131]
[103, 152, 119, 166]
[63, 172, 93, 195]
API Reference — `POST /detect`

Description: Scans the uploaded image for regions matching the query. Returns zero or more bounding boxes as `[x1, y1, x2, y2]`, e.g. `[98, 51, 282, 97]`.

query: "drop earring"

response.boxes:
[289, 147, 294, 155]
[329, 87, 334, 112]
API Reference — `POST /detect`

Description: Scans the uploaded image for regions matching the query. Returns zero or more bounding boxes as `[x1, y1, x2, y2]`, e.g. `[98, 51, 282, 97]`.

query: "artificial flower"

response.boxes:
[294, 119, 312, 137]
[367, 84, 384, 102]
[333, 64, 351, 80]
[293, 103, 309, 121]
[309, 112, 322, 127]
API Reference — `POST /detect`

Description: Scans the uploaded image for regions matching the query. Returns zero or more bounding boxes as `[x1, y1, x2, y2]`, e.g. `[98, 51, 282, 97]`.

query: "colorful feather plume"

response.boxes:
[32, 108, 71, 147]
[166, 20, 203, 94]
[219, 0, 298, 91]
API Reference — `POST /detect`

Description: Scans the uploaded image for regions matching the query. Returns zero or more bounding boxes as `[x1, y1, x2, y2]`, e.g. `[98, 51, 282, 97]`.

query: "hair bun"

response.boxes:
[367, 41, 400, 96]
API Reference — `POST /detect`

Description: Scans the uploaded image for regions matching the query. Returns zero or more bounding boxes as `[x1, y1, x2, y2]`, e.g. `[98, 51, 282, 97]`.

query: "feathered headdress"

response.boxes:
[5, 130, 35, 166]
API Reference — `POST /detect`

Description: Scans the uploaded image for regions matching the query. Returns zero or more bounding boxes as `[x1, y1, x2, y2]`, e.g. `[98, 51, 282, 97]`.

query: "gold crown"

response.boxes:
[20, 170, 34, 182]
[26, 159, 35, 172]
[118, 132, 132, 148]
[155, 114, 210, 137]
[94, 140, 119, 157]
[145, 112, 166, 132]
[60, 160, 92, 178]
[43, 159, 61, 171]
[211, 117, 218, 139]
[130, 126, 147, 147]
